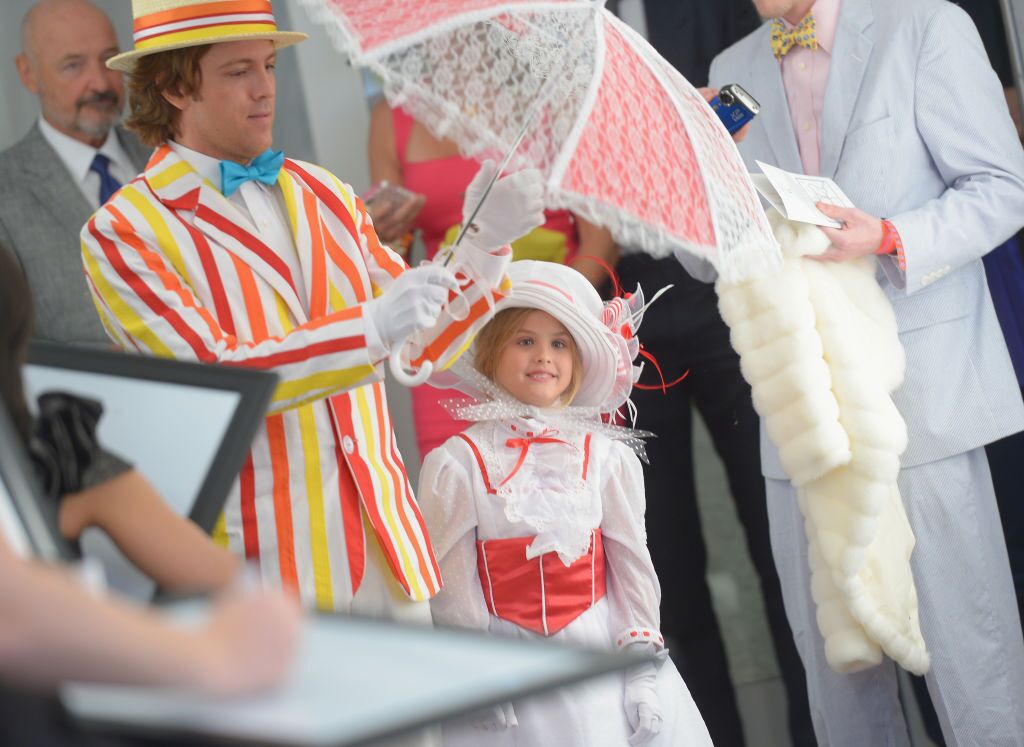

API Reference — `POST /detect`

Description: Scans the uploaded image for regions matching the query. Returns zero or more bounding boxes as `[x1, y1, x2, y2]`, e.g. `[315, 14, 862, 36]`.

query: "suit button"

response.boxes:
[342, 436, 355, 454]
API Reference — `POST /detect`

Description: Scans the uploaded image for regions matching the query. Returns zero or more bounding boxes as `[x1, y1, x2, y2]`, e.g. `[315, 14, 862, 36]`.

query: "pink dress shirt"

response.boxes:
[778, 0, 841, 175]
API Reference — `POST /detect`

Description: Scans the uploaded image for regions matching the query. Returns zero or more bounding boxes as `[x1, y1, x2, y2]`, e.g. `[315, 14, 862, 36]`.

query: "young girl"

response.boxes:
[418, 261, 712, 746]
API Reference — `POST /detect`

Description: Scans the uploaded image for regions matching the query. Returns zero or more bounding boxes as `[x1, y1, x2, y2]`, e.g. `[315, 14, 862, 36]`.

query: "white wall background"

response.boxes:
[0, 0, 422, 478]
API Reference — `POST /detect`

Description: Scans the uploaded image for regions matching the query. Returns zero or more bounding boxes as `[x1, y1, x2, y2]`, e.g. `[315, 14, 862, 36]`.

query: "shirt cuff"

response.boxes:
[442, 242, 512, 289]
[361, 305, 388, 363]
[615, 627, 665, 650]
[875, 219, 907, 272]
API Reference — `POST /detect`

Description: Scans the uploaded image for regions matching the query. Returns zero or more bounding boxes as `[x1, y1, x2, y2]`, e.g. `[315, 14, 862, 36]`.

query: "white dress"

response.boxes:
[418, 416, 713, 747]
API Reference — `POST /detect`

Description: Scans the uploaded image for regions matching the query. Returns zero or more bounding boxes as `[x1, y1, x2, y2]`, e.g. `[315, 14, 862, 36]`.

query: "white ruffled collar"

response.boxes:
[478, 417, 595, 566]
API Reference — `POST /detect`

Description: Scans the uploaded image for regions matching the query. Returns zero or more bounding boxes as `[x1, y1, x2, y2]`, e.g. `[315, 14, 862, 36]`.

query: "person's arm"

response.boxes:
[876, 4, 1024, 291]
[367, 100, 425, 244]
[368, 99, 404, 188]
[569, 217, 620, 287]
[598, 440, 666, 745]
[599, 440, 664, 648]
[58, 470, 239, 594]
[417, 443, 489, 632]
[0, 536, 298, 693]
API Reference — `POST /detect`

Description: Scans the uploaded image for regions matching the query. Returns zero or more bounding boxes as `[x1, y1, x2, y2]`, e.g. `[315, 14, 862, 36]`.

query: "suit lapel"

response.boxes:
[145, 146, 309, 324]
[818, 0, 875, 179]
[278, 167, 329, 319]
[747, 26, 803, 173]
[22, 125, 94, 240]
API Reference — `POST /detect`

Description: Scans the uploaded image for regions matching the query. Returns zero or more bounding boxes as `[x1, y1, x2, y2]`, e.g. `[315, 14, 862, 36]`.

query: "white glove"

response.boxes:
[624, 662, 662, 745]
[460, 159, 546, 254]
[471, 702, 518, 731]
[362, 264, 459, 354]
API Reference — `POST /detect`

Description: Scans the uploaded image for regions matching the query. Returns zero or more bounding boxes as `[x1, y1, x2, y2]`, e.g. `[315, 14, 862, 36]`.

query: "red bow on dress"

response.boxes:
[499, 426, 574, 487]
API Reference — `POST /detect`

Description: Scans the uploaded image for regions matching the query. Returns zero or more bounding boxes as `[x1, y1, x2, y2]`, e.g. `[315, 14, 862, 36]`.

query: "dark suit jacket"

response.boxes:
[0, 124, 150, 345]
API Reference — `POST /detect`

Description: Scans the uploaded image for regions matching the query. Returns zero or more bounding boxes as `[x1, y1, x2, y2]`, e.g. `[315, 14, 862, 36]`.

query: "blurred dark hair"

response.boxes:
[0, 246, 34, 445]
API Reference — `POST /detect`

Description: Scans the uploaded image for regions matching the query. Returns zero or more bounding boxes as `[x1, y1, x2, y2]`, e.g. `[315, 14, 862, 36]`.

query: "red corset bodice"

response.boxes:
[476, 529, 606, 636]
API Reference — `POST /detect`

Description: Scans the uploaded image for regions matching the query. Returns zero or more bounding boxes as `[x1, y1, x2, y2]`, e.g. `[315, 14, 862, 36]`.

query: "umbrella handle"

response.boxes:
[388, 344, 433, 387]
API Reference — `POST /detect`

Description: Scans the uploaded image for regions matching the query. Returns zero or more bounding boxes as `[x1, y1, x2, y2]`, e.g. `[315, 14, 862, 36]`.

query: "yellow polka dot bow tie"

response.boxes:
[770, 14, 818, 59]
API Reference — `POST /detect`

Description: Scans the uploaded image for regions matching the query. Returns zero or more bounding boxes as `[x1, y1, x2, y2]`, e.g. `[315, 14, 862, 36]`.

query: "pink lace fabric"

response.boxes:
[299, 0, 781, 283]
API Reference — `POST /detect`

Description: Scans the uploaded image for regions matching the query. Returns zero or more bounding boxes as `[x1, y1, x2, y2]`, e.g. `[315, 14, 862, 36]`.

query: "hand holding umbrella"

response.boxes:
[388, 162, 545, 386]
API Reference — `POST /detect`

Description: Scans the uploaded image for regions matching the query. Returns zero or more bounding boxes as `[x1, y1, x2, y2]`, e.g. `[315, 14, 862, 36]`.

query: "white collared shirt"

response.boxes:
[168, 140, 308, 309]
[38, 117, 136, 210]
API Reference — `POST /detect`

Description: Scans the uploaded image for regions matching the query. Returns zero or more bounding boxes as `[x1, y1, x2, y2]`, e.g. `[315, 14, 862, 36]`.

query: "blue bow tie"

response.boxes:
[219, 149, 284, 196]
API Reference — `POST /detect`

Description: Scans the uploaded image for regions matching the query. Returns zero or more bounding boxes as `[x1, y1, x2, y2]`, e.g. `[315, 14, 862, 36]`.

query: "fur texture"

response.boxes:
[716, 210, 928, 675]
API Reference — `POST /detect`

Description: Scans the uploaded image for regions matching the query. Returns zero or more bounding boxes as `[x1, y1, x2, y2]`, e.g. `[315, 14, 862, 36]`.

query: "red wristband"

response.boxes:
[875, 219, 907, 271]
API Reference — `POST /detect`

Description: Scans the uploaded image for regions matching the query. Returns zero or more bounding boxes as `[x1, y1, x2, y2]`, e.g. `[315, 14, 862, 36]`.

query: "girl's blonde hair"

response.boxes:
[474, 307, 584, 405]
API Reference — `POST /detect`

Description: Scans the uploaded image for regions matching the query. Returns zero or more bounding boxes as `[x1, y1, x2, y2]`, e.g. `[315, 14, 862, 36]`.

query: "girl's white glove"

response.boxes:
[624, 661, 662, 745]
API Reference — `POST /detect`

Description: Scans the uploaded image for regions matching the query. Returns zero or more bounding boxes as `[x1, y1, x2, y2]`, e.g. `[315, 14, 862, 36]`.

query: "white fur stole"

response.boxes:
[716, 209, 929, 675]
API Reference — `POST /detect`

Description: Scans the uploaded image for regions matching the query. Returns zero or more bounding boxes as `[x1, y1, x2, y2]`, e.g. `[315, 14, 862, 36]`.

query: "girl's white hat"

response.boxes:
[435, 260, 646, 413]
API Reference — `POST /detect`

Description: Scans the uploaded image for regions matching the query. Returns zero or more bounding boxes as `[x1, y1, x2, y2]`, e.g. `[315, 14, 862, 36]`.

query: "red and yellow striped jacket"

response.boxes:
[80, 145, 510, 608]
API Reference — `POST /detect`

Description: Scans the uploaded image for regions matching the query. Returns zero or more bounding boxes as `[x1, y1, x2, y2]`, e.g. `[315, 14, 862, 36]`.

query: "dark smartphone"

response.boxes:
[710, 84, 760, 134]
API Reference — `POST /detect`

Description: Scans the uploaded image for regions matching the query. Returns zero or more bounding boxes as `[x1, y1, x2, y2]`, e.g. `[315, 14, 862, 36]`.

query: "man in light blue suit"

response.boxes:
[706, 0, 1024, 743]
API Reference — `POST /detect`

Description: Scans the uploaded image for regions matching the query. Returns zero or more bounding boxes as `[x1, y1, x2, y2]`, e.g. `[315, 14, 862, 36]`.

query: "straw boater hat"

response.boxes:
[435, 261, 647, 414]
[106, 0, 307, 72]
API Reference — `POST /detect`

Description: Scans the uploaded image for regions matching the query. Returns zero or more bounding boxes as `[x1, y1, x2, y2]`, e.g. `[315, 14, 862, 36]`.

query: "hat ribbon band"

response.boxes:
[133, 0, 276, 45]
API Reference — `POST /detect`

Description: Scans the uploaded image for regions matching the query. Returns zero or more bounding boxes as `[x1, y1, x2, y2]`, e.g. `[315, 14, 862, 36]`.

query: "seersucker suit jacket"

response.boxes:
[707, 0, 1024, 475]
[0, 123, 150, 345]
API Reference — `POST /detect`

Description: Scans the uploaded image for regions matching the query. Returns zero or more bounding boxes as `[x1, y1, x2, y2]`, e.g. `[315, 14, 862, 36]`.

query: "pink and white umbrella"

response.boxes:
[298, 0, 780, 283]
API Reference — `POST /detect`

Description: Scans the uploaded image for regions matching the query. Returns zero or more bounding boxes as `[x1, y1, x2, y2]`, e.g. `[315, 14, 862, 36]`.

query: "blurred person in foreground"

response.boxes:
[0, 242, 299, 746]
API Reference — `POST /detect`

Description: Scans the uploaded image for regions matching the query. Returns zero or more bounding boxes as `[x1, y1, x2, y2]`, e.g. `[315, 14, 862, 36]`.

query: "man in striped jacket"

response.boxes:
[80, 0, 544, 625]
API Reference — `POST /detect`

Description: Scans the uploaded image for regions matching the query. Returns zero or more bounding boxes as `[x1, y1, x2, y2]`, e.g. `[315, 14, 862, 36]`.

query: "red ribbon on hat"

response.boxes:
[634, 346, 690, 393]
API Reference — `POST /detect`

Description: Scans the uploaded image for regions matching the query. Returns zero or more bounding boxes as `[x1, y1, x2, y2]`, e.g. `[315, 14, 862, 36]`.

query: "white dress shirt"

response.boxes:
[38, 116, 136, 210]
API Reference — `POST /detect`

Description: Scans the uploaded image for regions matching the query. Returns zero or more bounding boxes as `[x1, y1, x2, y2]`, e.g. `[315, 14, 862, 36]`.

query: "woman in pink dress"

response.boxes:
[368, 101, 618, 460]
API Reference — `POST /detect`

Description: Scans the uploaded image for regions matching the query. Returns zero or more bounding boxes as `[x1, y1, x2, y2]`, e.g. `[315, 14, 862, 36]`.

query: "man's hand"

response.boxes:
[362, 264, 460, 353]
[698, 87, 751, 143]
[813, 202, 885, 262]
[460, 160, 545, 253]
